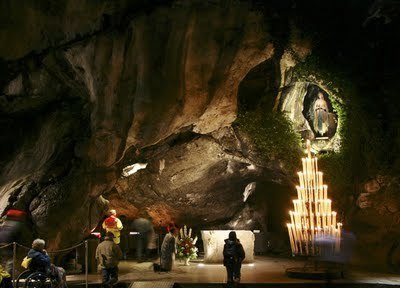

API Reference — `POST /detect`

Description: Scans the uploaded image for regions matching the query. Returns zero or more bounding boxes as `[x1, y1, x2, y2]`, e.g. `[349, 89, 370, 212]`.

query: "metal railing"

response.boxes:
[0, 241, 90, 288]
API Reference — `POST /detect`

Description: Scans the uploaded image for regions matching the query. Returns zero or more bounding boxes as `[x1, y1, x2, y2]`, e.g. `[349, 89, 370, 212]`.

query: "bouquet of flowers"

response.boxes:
[176, 225, 198, 260]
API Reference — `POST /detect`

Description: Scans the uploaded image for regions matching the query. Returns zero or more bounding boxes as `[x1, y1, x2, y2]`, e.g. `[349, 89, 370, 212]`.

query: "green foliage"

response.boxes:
[292, 55, 355, 203]
[292, 53, 394, 197]
[234, 110, 302, 173]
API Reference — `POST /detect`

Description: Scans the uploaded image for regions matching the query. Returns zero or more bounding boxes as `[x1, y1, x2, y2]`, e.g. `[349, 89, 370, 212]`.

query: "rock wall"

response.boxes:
[0, 1, 279, 250]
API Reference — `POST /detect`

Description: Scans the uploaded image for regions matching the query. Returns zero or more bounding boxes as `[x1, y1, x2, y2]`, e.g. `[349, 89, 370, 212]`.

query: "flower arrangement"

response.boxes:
[176, 225, 198, 260]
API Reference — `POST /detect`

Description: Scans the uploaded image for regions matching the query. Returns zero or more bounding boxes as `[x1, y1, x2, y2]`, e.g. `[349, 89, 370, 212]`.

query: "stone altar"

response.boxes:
[201, 230, 254, 263]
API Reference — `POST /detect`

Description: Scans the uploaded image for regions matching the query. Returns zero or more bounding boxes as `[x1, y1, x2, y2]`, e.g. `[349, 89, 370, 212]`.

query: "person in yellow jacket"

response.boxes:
[0, 264, 12, 288]
[102, 209, 123, 244]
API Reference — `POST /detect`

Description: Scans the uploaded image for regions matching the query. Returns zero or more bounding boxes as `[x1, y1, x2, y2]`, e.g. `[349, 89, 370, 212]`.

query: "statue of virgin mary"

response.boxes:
[313, 92, 329, 136]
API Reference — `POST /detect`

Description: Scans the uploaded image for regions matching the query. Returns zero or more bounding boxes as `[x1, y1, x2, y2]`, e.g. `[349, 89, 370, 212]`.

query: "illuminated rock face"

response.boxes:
[0, 1, 280, 250]
[0, 0, 399, 273]
[201, 230, 255, 263]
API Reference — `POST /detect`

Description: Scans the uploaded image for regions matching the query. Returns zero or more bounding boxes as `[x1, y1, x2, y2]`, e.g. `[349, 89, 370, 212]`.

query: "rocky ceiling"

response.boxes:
[1, 0, 400, 272]
[0, 0, 288, 250]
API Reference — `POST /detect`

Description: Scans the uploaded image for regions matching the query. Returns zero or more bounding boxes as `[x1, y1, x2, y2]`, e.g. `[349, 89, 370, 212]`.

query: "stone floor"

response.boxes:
[65, 256, 400, 287]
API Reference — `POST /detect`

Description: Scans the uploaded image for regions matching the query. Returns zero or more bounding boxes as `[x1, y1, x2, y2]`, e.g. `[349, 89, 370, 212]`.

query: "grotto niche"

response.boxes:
[280, 82, 339, 152]
[302, 84, 337, 139]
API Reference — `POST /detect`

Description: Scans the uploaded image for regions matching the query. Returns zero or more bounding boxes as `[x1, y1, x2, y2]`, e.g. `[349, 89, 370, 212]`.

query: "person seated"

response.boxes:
[0, 264, 12, 288]
[26, 238, 67, 288]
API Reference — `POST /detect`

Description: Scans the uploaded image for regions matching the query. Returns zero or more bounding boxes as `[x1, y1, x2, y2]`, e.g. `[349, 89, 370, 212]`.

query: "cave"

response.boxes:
[0, 0, 400, 280]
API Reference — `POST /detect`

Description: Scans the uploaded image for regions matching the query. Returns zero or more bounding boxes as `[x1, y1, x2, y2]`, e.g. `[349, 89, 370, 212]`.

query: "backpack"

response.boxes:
[21, 257, 32, 269]
[104, 216, 117, 228]
[225, 243, 237, 258]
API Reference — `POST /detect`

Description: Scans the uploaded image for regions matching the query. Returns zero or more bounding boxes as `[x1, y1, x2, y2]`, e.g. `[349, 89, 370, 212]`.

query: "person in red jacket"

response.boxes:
[102, 210, 123, 244]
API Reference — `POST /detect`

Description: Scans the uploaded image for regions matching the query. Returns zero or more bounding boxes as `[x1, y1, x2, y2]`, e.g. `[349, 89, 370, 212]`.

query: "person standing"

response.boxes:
[160, 227, 178, 272]
[132, 217, 152, 262]
[102, 209, 123, 244]
[223, 231, 245, 286]
[118, 215, 129, 259]
[95, 232, 122, 288]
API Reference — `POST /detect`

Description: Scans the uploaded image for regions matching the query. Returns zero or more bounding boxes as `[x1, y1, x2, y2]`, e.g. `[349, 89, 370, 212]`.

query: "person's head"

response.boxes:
[32, 238, 45, 250]
[170, 227, 177, 235]
[318, 92, 324, 99]
[109, 209, 116, 216]
[105, 232, 114, 240]
[228, 231, 237, 241]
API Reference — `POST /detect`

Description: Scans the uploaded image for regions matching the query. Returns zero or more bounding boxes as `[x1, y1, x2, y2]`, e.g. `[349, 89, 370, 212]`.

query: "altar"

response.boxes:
[201, 230, 255, 263]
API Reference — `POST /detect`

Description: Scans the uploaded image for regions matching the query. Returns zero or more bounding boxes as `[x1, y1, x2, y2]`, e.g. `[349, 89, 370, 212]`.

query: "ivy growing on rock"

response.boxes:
[234, 110, 301, 174]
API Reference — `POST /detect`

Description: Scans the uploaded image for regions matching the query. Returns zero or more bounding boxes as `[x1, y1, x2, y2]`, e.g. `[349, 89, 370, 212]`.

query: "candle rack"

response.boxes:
[287, 140, 342, 257]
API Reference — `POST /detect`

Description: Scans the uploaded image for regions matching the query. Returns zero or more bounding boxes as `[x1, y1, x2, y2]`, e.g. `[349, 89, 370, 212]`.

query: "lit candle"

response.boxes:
[296, 186, 301, 200]
[327, 211, 332, 230]
[323, 185, 328, 200]
[332, 211, 337, 228]
[296, 225, 303, 254]
[302, 160, 308, 201]
[310, 212, 315, 235]
[336, 223, 343, 253]
[305, 232, 309, 255]
[289, 211, 295, 225]
[298, 172, 304, 188]
[287, 223, 296, 253]
[306, 158, 312, 181]
[294, 212, 300, 228]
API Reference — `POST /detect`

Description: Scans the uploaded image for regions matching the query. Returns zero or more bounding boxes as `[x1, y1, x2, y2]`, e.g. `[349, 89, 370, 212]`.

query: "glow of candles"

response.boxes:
[286, 140, 342, 257]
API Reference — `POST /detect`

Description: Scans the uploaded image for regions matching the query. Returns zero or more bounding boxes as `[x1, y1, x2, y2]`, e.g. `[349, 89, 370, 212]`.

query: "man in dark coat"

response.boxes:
[223, 231, 245, 286]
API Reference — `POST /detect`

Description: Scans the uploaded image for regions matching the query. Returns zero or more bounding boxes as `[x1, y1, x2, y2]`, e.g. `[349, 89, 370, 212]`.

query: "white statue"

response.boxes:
[313, 92, 329, 136]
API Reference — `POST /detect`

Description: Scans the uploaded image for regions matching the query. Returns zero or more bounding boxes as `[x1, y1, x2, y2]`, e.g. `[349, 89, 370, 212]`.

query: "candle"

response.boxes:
[296, 225, 303, 254]
[287, 224, 296, 254]
[332, 211, 337, 228]
[296, 186, 301, 200]
[336, 223, 343, 253]
[302, 158, 307, 176]
[327, 211, 332, 231]
[310, 212, 315, 235]
[298, 172, 304, 188]
[290, 210, 295, 224]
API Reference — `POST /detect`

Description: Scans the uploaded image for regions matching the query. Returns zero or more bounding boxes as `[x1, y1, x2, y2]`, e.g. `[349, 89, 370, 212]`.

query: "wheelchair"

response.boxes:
[16, 270, 58, 288]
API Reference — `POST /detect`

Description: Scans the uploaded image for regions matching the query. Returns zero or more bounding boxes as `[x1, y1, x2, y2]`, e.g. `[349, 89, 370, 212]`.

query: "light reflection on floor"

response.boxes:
[66, 256, 400, 286]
